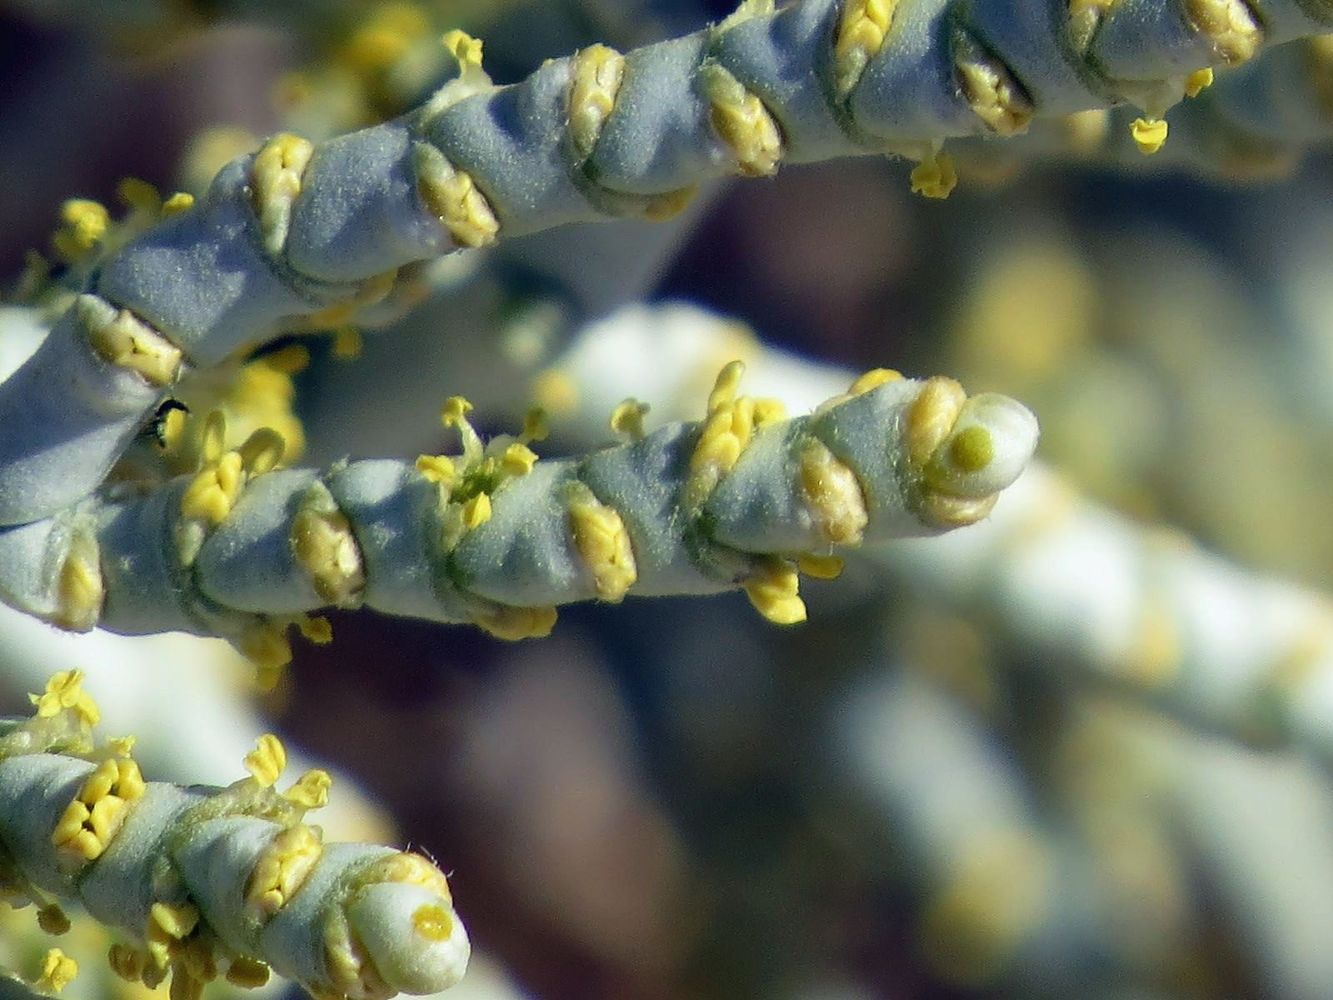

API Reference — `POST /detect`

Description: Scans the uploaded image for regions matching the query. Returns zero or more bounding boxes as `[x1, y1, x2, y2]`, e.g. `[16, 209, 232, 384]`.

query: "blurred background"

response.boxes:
[2, 2, 1333, 998]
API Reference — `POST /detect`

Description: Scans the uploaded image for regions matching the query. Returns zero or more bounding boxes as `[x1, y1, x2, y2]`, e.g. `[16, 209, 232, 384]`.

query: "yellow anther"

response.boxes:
[108, 944, 146, 983]
[521, 407, 550, 443]
[81, 302, 182, 386]
[162, 192, 195, 216]
[1131, 117, 1169, 155]
[412, 904, 455, 942]
[910, 151, 958, 200]
[569, 44, 625, 158]
[238, 427, 286, 476]
[292, 503, 366, 606]
[42, 804, 88, 854]
[569, 497, 638, 602]
[610, 399, 650, 440]
[414, 143, 499, 248]
[1186, 0, 1260, 65]
[473, 604, 558, 641]
[284, 769, 333, 809]
[225, 957, 271, 989]
[108, 734, 137, 757]
[150, 901, 200, 941]
[501, 442, 538, 477]
[30, 670, 100, 727]
[244, 734, 287, 787]
[440, 396, 474, 426]
[702, 64, 784, 177]
[181, 450, 245, 525]
[442, 28, 484, 68]
[114, 758, 147, 800]
[35, 948, 78, 994]
[416, 454, 458, 485]
[333, 326, 364, 359]
[54, 533, 103, 633]
[1184, 67, 1214, 97]
[849, 368, 904, 395]
[297, 615, 334, 644]
[707, 360, 745, 415]
[53, 199, 109, 263]
[797, 553, 845, 580]
[79, 759, 119, 805]
[834, 0, 897, 96]
[955, 38, 1032, 135]
[744, 560, 807, 625]
[246, 824, 324, 918]
[690, 362, 765, 501]
[799, 441, 869, 546]
[905, 377, 967, 466]
[251, 133, 314, 255]
[37, 904, 71, 935]
[52, 756, 141, 860]
[461, 493, 492, 529]
[156, 405, 188, 451]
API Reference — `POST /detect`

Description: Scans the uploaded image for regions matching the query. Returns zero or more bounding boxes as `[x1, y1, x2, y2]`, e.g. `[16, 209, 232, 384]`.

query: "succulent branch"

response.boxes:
[0, 363, 1037, 673]
[0, 0, 1329, 524]
[0, 672, 469, 1000]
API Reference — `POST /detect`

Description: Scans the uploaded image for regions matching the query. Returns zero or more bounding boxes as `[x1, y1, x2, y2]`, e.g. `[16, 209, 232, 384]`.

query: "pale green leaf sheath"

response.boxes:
[0, 366, 1037, 659]
[0, 0, 1328, 525]
[0, 672, 469, 1000]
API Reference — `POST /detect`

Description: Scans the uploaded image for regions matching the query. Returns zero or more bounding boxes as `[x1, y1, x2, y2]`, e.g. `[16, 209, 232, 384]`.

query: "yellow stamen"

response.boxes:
[416, 454, 458, 485]
[244, 734, 287, 787]
[569, 44, 625, 159]
[251, 133, 314, 255]
[701, 64, 784, 177]
[292, 503, 366, 606]
[569, 496, 638, 601]
[955, 37, 1032, 135]
[80, 300, 182, 386]
[246, 825, 324, 918]
[1130, 117, 1168, 155]
[834, 0, 897, 96]
[1184, 67, 1214, 97]
[461, 493, 492, 529]
[414, 142, 499, 249]
[744, 560, 807, 625]
[30, 670, 100, 727]
[910, 151, 958, 200]
[905, 377, 968, 466]
[799, 441, 869, 546]
[35, 948, 78, 994]
[610, 399, 650, 441]
[284, 769, 333, 809]
[473, 605, 558, 640]
[53, 199, 109, 263]
[797, 553, 845, 580]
